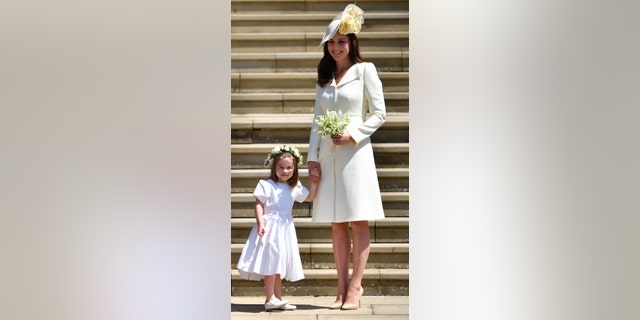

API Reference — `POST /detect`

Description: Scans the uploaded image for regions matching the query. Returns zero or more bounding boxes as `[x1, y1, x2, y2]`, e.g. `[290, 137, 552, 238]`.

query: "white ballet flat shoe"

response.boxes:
[278, 303, 297, 310]
[264, 297, 288, 311]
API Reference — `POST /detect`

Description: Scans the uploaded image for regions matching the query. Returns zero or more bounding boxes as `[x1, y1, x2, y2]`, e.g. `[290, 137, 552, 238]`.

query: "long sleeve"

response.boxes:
[307, 85, 323, 163]
[348, 62, 386, 144]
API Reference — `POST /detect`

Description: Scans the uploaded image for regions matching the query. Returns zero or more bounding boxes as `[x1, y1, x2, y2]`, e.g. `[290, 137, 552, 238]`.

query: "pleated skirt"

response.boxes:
[237, 214, 304, 282]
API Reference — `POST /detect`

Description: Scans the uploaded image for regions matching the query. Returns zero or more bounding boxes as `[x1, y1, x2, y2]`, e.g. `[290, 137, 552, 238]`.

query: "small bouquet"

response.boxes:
[314, 110, 350, 137]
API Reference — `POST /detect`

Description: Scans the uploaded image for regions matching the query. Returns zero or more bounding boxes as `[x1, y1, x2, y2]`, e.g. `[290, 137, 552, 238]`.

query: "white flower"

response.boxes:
[264, 144, 304, 167]
[314, 109, 351, 137]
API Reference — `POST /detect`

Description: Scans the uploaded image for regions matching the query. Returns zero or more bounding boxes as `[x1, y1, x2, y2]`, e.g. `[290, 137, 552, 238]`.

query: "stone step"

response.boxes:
[232, 124, 408, 144]
[231, 243, 409, 270]
[231, 268, 409, 296]
[231, 167, 408, 193]
[232, 126, 408, 144]
[231, 71, 408, 93]
[231, 126, 409, 144]
[231, 31, 409, 53]
[231, 112, 409, 144]
[231, 12, 409, 33]
[231, 217, 409, 244]
[231, 142, 408, 169]
[232, 0, 409, 14]
[229, 0, 410, 300]
[231, 113, 408, 129]
[231, 91, 409, 114]
[231, 190, 409, 217]
[231, 191, 409, 219]
[232, 51, 409, 73]
[232, 192, 409, 219]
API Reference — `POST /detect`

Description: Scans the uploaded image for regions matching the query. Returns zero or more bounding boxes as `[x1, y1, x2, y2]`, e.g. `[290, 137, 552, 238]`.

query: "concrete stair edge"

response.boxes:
[231, 192, 408, 203]
[232, 30, 409, 40]
[232, 12, 409, 21]
[232, 71, 408, 78]
[231, 142, 408, 153]
[232, 167, 408, 177]
[231, 91, 408, 100]
[231, 112, 409, 127]
[231, 268, 409, 280]
[231, 216, 408, 226]
[232, 51, 408, 60]
[231, 242, 409, 254]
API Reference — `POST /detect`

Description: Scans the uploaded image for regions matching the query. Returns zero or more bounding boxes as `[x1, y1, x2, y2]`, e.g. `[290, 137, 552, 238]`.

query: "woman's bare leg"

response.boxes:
[331, 222, 351, 305]
[343, 220, 370, 306]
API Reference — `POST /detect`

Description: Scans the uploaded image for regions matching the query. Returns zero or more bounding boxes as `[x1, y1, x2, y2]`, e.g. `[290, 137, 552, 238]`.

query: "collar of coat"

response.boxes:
[331, 63, 364, 88]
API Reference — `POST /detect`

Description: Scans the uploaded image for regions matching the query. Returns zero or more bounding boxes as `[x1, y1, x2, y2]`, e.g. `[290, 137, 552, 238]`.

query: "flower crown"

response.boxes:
[264, 145, 303, 167]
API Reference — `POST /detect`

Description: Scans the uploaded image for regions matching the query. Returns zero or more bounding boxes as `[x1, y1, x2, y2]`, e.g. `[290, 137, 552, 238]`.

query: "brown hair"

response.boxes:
[316, 33, 365, 87]
[268, 152, 300, 188]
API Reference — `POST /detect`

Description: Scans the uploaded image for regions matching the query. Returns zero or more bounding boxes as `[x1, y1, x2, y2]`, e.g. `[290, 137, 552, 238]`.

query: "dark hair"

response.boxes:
[316, 33, 365, 87]
[268, 152, 300, 188]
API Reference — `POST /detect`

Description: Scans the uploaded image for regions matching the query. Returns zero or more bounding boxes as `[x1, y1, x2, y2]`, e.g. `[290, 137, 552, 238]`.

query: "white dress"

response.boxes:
[237, 179, 309, 282]
[307, 62, 386, 222]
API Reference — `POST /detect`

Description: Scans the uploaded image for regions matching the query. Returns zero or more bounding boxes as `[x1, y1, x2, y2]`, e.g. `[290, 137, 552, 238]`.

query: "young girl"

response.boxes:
[236, 145, 318, 311]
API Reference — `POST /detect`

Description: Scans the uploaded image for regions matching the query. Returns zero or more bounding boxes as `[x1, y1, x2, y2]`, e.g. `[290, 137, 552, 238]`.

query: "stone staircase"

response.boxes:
[231, 0, 409, 297]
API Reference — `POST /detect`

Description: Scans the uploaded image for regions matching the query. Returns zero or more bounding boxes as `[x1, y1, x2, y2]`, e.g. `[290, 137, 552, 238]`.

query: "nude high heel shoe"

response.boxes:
[340, 287, 363, 310]
[328, 300, 343, 309]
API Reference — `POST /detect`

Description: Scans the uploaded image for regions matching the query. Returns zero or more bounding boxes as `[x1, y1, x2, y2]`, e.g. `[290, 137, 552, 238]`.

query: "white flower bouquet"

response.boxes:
[314, 109, 350, 137]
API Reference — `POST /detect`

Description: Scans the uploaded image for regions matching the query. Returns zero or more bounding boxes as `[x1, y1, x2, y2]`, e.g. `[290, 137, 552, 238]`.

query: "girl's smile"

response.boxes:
[275, 157, 295, 183]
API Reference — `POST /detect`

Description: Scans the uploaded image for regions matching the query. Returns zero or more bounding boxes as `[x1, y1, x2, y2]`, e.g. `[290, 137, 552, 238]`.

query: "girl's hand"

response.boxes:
[308, 161, 321, 183]
[257, 224, 265, 237]
[309, 167, 320, 182]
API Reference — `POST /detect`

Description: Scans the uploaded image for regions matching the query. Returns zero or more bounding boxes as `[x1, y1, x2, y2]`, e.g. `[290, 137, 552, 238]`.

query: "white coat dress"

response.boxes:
[307, 62, 386, 223]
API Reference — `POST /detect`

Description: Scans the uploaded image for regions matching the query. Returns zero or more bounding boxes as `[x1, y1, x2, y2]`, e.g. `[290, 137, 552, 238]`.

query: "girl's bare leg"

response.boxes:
[274, 274, 283, 300]
[264, 274, 276, 303]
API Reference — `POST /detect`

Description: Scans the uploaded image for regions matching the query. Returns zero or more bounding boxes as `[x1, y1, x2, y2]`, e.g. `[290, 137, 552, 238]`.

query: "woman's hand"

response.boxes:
[332, 132, 353, 145]
[308, 161, 322, 183]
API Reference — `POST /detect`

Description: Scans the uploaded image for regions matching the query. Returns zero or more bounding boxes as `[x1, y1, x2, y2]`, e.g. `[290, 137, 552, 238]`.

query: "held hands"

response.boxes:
[308, 161, 321, 184]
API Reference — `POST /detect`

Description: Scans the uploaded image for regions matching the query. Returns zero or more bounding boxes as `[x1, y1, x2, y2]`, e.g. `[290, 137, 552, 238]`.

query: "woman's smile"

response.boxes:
[328, 34, 350, 61]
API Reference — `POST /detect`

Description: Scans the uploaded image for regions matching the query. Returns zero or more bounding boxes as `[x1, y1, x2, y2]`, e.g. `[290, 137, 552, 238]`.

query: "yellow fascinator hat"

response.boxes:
[320, 3, 365, 46]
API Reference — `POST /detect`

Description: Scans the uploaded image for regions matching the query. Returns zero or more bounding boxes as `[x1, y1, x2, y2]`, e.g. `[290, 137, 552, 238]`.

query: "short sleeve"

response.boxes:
[252, 180, 271, 203]
[292, 180, 310, 203]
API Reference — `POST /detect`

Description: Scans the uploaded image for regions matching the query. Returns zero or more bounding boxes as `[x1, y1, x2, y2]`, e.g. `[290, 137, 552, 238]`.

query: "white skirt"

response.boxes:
[237, 213, 304, 282]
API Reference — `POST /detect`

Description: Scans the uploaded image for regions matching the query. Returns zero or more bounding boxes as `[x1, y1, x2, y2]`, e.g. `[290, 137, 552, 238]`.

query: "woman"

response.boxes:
[307, 4, 386, 311]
